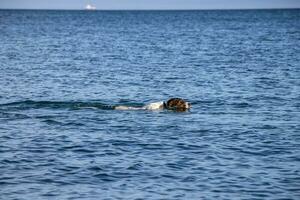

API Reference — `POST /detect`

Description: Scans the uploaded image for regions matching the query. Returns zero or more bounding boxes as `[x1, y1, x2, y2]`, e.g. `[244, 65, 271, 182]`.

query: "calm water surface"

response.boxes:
[0, 9, 300, 199]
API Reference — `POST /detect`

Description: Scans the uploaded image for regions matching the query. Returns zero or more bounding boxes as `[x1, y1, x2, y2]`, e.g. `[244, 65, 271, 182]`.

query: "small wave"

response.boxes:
[230, 102, 252, 108]
[0, 112, 31, 120]
[42, 119, 64, 125]
[0, 100, 115, 110]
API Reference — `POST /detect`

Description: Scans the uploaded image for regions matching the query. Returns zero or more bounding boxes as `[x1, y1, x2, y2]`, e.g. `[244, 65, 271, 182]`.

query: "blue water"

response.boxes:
[0, 9, 300, 199]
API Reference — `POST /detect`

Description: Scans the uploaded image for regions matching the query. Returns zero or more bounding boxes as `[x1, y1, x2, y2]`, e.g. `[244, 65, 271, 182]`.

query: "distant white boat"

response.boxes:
[85, 4, 96, 10]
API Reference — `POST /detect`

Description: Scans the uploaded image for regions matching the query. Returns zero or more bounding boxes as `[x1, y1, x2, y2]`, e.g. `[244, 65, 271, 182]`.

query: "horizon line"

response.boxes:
[0, 7, 299, 11]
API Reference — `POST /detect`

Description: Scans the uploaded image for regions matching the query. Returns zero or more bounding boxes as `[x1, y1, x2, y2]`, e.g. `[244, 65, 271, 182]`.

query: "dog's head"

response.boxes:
[164, 98, 191, 111]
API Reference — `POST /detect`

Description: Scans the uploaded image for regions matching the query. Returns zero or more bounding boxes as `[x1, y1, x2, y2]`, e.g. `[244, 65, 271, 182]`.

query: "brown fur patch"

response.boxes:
[166, 98, 188, 111]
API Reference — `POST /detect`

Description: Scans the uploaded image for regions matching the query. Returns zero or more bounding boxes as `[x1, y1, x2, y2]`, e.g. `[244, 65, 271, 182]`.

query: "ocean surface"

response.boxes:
[0, 9, 299, 199]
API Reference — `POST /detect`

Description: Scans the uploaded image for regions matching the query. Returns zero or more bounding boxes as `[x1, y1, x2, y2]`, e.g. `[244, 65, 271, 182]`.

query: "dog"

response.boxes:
[115, 98, 191, 111]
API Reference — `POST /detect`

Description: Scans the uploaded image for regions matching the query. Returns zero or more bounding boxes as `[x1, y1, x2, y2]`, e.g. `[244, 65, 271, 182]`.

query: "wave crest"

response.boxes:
[0, 100, 115, 110]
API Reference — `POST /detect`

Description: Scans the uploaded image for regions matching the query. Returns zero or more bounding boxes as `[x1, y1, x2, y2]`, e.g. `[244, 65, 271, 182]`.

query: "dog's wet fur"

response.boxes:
[165, 98, 191, 111]
[115, 97, 191, 111]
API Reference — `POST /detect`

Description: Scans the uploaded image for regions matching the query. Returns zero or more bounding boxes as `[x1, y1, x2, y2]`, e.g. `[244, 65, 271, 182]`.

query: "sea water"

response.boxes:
[0, 9, 299, 199]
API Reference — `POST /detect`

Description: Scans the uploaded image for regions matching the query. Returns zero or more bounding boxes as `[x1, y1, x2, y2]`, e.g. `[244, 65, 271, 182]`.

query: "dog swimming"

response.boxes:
[115, 98, 191, 111]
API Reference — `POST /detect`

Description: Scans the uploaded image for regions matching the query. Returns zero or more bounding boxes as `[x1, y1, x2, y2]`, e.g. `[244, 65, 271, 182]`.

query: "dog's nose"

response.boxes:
[186, 102, 191, 108]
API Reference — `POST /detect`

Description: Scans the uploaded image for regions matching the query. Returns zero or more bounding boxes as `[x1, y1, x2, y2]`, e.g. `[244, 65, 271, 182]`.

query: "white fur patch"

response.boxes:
[144, 101, 164, 110]
[185, 102, 191, 109]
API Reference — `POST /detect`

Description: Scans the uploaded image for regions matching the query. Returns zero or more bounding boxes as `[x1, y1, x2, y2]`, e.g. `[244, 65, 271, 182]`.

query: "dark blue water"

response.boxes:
[0, 9, 300, 199]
